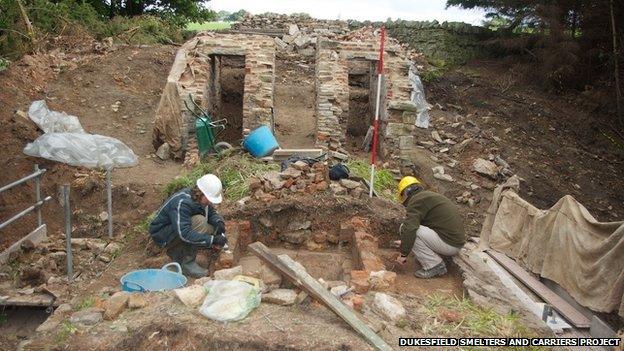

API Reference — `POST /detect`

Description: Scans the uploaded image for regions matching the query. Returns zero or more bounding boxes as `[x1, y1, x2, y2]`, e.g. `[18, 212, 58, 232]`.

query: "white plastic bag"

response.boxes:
[23, 133, 138, 169]
[28, 100, 85, 134]
[408, 63, 431, 129]
[199, 280, 260, 322]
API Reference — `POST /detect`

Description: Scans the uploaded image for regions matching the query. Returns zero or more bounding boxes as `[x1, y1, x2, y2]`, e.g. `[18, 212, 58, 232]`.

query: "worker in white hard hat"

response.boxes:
[148, 174, 227, 278]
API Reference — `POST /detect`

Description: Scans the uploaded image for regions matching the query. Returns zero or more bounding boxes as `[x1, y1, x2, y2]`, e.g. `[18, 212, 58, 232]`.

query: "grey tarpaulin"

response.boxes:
[479, 176, 624, 317]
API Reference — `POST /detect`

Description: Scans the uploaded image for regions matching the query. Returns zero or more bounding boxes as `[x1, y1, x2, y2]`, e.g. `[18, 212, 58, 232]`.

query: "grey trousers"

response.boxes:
[411, 225, 461, 270]
[165, 215, 215, 264]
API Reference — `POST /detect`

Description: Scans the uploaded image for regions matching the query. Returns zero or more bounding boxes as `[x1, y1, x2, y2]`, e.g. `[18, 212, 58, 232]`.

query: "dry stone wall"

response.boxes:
[152, 33, 275, 164]
[315, 37, 421, 167]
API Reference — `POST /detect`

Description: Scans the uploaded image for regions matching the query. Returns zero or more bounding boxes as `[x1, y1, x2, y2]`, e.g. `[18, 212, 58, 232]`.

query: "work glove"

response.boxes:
[214, 221, 226, 236]
[212, 233, 227, 248]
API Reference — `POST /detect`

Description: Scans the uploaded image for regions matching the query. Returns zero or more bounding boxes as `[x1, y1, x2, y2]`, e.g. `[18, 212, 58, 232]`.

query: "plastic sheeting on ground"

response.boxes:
[409, 63, 431, 129]
[28, 100, 85, 134]
[198, 280, 260, 322]
[24, 133, 138, 169]
[479, 176, 624, 317]
[24, 100, 138, 169]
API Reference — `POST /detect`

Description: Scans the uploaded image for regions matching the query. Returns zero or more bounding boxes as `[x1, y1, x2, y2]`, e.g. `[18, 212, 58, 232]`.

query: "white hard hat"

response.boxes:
[196, 174, 223, 204]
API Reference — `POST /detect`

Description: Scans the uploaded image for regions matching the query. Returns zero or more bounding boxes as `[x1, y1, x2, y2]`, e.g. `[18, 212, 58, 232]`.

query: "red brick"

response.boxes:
[312, 231, 327, 244]
[369, 270, 396, 291]
[350, 270, 370, 294]
[350, 217, 370, 231]
[315, 181, 328, 191]
[351, 294, 364, 312]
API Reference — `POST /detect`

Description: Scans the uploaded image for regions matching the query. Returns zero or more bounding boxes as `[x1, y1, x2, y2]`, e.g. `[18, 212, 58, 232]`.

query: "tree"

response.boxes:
[112, 0, 216, 22]
[225, 9, 248, 22]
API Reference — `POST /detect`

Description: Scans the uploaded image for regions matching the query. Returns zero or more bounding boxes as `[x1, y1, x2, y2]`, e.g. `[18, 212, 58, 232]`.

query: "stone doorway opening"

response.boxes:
[207, 55, 245, 145]
[346, 59, 378, 151]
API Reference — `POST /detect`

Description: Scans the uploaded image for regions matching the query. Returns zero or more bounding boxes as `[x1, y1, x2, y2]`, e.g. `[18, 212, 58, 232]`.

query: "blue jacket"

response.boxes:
[148, 188, 224, 247]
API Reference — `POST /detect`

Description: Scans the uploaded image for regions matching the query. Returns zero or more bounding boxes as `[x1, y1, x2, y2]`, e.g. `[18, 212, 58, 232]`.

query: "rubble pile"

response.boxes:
[249, 161, 370, 202]
[233, 13, 348, 58]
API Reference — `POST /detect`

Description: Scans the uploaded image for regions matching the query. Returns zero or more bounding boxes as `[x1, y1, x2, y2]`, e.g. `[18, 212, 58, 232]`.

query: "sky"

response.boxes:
[208, 0, 488, 25]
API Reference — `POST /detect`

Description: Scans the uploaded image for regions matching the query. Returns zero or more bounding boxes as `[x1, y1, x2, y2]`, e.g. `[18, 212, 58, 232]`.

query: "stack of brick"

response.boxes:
[249, 161, 329, 201]
[342, 217, 396, 293]
[215, 220, 252, 270]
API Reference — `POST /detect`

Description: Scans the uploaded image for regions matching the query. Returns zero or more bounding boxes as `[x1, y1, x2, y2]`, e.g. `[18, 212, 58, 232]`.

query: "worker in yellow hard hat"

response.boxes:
[392, 176, 466, 278]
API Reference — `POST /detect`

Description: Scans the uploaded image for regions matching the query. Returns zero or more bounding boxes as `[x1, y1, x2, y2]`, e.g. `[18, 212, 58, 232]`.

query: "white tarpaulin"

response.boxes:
[479, 176, 624, 317]
[24, 101, 138, 169]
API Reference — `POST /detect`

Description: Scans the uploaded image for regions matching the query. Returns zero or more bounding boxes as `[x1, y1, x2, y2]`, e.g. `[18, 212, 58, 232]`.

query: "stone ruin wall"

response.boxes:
[233, 13, 349, 36]
[152, 33, 275, 164]
[315, 39, 421, 167]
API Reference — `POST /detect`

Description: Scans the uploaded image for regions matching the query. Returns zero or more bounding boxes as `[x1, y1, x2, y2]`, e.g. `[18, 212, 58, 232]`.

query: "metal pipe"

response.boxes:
[62, 184, 73, 283]
[0, 168, 46, 193]
[34, 164, 42, 227]
[0, 196, 52, 231]
[106, 168, 113, 238]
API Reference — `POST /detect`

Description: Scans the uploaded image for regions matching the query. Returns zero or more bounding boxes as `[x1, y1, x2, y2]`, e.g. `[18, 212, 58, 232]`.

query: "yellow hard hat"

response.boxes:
[397, 176, 421, 200]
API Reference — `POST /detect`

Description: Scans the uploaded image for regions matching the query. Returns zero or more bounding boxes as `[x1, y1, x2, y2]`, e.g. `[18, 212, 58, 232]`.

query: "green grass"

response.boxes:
[347, 159, 397, 200]
[186, 21, 232, 31]
[163, 151, 279, 201]
[75, 296, 95, 311]
[422, 294, 545, 349]
[55, 320, 77, 343]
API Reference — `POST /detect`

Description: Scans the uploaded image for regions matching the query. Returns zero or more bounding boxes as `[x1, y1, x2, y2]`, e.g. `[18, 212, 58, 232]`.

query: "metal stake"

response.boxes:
[34, 164, 42, 227]
[62, 184, 73, 283]
[106, 168, 113, 238]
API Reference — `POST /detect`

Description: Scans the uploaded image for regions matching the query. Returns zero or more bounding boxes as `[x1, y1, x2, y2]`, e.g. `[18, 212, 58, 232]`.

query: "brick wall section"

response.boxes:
[215, 220, 252, 270]
[152, 33, 275, 164]
[314, 38, 420, 166]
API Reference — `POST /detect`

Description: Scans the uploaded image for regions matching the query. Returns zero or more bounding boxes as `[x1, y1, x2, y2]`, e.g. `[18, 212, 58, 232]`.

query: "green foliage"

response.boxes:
[346, 159, 397, 200]
[56, 320, 77, 343]
[0, 57, 9, 71]
[0, 0, 213, 58]
[75, 296, 95, 310]
[163, 152, 279, 201]
[0, 310, 7, 325]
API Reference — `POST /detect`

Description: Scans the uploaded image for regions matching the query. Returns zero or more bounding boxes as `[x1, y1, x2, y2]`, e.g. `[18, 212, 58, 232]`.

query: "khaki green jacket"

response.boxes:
[399, 190, 466, 256]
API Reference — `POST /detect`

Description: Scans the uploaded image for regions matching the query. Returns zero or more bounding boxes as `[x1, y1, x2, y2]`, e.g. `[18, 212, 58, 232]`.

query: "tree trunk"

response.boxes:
[610, 0, 623, 128]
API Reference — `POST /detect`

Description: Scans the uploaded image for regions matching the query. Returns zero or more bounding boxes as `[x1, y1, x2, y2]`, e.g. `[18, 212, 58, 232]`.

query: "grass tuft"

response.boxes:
[163, 152, 279, 201]
[75, 296, 95, 311]
[347, 159, 397, 200]
[422, 294, 545, 349]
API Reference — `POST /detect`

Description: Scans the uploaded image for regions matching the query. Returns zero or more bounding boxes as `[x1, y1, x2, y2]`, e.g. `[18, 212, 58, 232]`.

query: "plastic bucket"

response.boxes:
[243, 125, 279, 158]
[120, 263, 187, 293]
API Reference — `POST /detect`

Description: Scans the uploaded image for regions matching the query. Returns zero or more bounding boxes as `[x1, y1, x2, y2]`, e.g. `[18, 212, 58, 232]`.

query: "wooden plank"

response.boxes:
[248, 242, 393, 351]
[0, 224, 47, 264]
[477, 252, 571, 332]
[487, 250, 591, 328]
[271, 149, 324, 161]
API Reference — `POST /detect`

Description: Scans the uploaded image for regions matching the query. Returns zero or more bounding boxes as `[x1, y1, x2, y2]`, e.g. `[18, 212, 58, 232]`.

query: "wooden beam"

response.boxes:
[271, 149, 324, 161]
[248, 242, 393, 351]
[487, 250, 591, 328]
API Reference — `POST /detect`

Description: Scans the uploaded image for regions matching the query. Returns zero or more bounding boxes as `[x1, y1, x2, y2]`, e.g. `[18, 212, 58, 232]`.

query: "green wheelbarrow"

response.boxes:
[184, 94, 233, 157]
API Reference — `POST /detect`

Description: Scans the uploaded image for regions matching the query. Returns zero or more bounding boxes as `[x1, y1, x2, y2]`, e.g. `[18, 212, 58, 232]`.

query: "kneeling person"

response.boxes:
[149, 174, 227, 278]
[394, 176, 465, 278]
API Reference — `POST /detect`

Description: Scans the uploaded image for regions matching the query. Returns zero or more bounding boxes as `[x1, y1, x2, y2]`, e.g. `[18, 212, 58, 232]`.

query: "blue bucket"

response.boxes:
[120, 263, 187, 293]
[243, 125, 279, 158]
